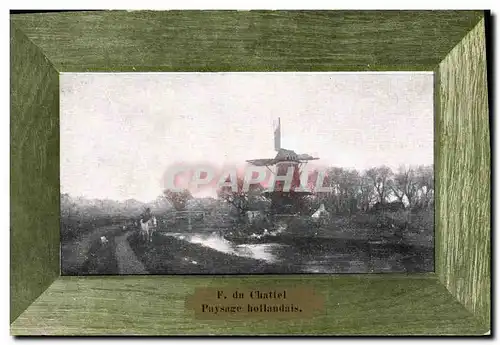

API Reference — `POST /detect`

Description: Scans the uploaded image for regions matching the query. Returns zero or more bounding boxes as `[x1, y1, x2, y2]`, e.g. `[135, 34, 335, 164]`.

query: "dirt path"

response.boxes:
[115, 231, 148, 274]
[61, 225, 120, 274]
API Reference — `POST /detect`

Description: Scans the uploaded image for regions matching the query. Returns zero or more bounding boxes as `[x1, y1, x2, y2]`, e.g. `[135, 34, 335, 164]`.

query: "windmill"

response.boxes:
[246, 118, 319, 214]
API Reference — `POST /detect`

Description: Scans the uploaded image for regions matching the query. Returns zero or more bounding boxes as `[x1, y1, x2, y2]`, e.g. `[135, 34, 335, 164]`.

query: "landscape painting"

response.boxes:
[60, 72, 434, 275]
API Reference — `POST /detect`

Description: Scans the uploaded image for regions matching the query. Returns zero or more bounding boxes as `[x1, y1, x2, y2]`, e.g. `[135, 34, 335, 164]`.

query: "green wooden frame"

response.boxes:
[10, 10, 490, 335]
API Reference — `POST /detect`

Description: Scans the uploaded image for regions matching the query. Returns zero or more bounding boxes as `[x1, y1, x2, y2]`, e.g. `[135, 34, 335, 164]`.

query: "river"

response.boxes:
[161, 231, 433, 273]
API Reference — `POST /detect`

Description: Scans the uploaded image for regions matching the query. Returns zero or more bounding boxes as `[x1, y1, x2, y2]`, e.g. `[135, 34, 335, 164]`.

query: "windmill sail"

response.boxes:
[247, 117, 319, 166]
[274, 117, 281, 151]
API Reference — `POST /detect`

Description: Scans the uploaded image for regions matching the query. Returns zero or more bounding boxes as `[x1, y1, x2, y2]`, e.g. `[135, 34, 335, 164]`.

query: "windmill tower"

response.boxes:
[246, 117, 319, 214]
[252, 118, 316, 215]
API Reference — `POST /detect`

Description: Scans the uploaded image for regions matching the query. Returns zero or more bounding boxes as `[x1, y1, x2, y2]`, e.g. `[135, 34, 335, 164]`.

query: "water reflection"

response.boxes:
[161, 231, 433, 273]
[162, 232, 281, 263]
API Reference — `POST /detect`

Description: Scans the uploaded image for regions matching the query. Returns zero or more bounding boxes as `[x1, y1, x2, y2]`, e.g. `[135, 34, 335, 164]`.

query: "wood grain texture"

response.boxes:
[11, 10, 483, 72]
[435, 19, 491, 327]
[10, 23, 60, 323]
[9, 10, 491, 335]
[10, 275, 486, 335]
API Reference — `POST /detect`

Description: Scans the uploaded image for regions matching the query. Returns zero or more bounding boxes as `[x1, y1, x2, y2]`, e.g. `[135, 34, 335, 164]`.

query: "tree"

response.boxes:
[338, 169, 362, 214]
[415, 165, 434, 209]
[365, 166, 393, 205]
[308, 167, 362, 214]
[390, 166, 419, 208]
[217, 176, 264, 219]
[358, 175, 376, 212]
[163, 189, 193, 211]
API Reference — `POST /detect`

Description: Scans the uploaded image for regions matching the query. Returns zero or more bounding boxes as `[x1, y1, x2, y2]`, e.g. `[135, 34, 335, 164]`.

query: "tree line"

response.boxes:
[309, 164, 434, 214]
[161, 164, 434, 216]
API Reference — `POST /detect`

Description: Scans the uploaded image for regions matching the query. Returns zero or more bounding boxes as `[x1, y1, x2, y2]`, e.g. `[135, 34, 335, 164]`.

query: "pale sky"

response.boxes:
[60, 72, 434, 202]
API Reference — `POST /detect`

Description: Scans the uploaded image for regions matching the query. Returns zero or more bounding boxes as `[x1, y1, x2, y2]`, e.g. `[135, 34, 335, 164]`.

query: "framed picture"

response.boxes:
[10, 10, 491, 335]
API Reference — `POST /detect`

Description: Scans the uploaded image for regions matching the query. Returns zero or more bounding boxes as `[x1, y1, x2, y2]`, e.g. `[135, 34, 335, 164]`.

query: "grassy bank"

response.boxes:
[61, 226, 123, 275]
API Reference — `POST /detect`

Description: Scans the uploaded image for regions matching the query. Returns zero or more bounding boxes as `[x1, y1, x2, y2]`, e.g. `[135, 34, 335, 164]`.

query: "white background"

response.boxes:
[2, 1, 498, 344]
